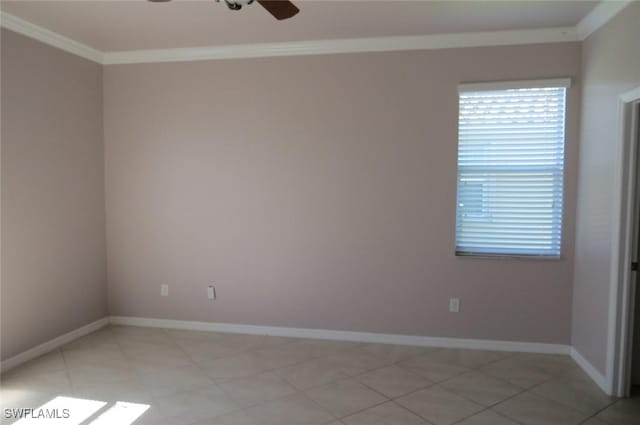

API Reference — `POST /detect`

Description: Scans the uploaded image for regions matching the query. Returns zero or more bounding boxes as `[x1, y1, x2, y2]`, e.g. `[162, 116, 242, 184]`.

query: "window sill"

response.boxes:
[455, 252, 562, 261]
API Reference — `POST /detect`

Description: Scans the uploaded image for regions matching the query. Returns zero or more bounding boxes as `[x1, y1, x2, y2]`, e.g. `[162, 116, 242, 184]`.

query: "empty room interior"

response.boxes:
[1, 0, 640, 424]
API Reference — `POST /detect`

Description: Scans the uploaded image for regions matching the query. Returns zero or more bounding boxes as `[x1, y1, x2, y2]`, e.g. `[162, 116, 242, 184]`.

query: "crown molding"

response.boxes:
[576, 0, 633, 40]
[1, 0, 629, 66]
[0, 12, 103, 63]
[101, 27, 579, 65]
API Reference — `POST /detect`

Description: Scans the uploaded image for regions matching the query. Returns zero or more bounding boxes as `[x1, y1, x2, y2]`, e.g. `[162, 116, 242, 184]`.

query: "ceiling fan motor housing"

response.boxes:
[150, 0, 299, 20]
[225, 0, 254, 11]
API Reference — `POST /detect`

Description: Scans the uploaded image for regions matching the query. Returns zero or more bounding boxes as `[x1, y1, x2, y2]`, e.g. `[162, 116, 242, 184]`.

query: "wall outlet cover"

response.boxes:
[449, 298, 460, 313]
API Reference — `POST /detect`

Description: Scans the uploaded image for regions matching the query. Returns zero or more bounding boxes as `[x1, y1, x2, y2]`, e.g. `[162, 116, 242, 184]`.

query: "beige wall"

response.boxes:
[1, 29, 107, 360]
[104, 42, 581, 344]
[572, 3, 640, 374]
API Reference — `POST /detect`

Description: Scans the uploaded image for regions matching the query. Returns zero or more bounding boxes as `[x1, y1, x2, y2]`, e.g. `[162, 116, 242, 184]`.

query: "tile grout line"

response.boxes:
[525, 371, 620, 423]
[350, 352, 585, 425]
[170, 338, 579, 425]
[577, 399, 622, 425]
[111, 325, 222, 421]
[186, 340, 423, 423]
[154, 331, 352, 423]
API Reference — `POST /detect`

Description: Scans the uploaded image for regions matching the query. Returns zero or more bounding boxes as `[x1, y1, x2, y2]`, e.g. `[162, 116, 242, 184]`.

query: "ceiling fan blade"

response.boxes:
[257, 1, 299, 20]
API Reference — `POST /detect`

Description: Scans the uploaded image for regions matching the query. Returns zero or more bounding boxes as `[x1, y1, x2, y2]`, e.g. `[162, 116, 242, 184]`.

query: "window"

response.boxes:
[455, 79, 570, 258]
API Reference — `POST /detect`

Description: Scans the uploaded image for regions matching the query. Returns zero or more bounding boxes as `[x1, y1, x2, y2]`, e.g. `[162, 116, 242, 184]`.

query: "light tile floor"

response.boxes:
[1, 325, 638, 425]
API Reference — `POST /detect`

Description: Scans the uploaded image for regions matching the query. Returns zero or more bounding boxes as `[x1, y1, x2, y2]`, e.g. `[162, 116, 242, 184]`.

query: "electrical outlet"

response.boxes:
[161, 284, 169, 297]
[207, 285, 216, 300]
[449, 298, 460, 313]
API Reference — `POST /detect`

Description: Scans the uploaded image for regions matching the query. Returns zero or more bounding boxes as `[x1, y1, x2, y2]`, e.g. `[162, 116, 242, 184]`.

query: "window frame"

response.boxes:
[454, 78, 571, 260]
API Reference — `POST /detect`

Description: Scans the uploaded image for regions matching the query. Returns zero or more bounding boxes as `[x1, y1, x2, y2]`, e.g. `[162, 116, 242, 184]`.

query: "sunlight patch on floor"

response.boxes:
[87, 401, 149, 425]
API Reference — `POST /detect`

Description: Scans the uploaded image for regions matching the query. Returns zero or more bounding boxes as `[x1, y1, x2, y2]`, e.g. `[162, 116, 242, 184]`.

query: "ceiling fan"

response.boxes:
[148, 0, 299, 21]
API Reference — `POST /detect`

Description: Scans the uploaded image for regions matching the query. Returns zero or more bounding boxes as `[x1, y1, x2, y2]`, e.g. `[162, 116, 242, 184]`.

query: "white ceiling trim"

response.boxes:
[576, 0, 633, 40]
[101, 27, 579, 65]
[0, 0, 631, 66]
[0, 12, 103, 63]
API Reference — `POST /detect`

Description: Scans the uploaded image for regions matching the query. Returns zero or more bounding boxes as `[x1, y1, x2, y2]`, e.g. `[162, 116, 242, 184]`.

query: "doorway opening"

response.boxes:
[629, 101, 640, 396]
[610, 86, 640, 397]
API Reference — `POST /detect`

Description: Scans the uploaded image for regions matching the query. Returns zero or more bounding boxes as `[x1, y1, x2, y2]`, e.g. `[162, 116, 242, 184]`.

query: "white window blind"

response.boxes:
[455, 80, 569, 257]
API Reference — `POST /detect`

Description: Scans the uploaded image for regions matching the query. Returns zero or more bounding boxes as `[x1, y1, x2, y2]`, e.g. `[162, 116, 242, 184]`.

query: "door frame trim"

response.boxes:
[609, 86, 640, 396]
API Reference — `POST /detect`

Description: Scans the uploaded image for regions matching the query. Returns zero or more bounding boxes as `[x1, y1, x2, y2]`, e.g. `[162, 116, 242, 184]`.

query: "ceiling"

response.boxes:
[0, 0, 599, 52]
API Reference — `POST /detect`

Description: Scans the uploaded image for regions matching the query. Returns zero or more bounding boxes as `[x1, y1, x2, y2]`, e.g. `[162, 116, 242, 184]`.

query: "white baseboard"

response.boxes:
[570, 347, 611, 395]
[0, 317, 110, 373]
[2, 314, 612, 396]
[109, 316, 570, 355]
